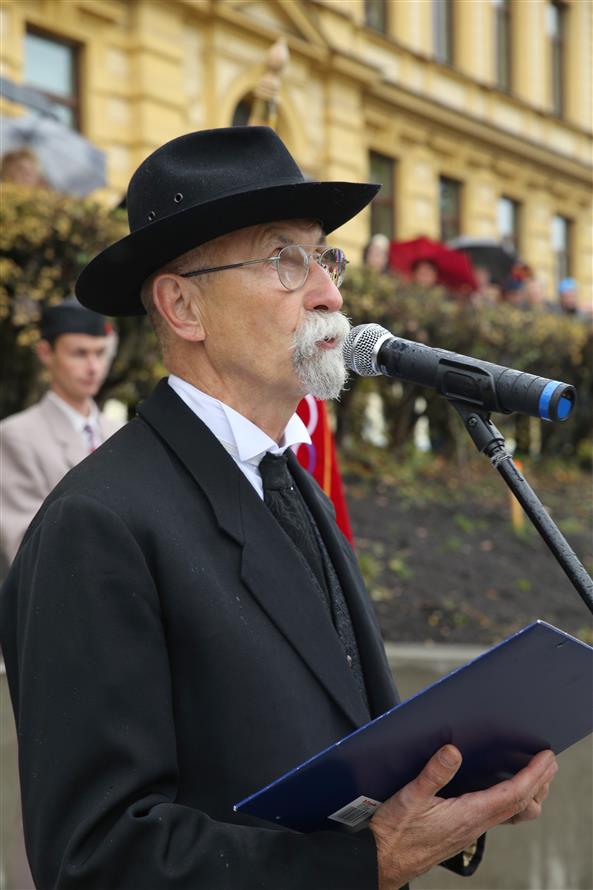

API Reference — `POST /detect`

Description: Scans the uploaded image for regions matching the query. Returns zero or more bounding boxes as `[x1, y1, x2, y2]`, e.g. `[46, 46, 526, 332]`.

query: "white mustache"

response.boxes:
[292, 311, 351, 357]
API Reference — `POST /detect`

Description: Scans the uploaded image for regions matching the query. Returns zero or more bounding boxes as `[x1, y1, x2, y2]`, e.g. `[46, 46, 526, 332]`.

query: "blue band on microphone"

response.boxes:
[538, 380, 564, 421]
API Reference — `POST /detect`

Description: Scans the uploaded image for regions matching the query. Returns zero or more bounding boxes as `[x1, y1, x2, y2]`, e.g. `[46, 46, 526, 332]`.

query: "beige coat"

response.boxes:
[0, 393, 123, 570]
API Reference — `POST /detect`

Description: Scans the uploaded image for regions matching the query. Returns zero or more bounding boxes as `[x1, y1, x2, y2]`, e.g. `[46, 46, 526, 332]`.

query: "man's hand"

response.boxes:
[369, 744, 558, 890]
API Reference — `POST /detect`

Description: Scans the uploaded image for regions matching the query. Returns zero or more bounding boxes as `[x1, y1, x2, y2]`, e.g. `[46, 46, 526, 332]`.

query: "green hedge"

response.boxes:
[1, 189, 590, 464]
[0, 185, 162, 419]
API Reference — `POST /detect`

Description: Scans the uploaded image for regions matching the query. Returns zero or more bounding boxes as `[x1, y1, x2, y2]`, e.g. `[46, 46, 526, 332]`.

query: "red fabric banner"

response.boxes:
[294, 396, 354, 544]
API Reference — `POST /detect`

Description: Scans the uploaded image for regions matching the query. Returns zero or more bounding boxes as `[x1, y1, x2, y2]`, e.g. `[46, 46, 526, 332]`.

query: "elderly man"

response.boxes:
[0, 299, 121, 570]
[0, 128, 556, 889]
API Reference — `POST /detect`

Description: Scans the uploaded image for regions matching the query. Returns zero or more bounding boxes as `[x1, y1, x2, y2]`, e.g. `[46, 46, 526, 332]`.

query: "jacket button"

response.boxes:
[346, 654, 353, 668]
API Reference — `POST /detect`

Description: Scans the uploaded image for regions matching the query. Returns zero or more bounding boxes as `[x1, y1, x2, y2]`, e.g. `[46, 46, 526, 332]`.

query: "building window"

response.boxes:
[369, 151, 395, 239]
[547, 1, 566, 116]
[497, 196, 521, 253]
[493, 0, 512, 92]
[552, 214, 571, 286]
[433, 0, 454, 65]
[24, 28, 80, 129]
[232, 97, 253, 126]
[439, 176, 461, 242]
[365, 0, 388, 34]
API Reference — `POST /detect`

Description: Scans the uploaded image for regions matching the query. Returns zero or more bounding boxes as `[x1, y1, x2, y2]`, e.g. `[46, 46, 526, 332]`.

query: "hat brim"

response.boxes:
[76, 180, 379, 316]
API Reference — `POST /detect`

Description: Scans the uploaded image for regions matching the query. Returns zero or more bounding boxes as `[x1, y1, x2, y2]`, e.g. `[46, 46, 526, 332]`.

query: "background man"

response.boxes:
[0, 147, 47, 188]
[0, 128, 556, 889]
[0, 298, 122, 569]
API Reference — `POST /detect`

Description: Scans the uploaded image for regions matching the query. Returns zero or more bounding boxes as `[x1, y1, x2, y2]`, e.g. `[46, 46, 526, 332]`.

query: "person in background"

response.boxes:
[0, 147, 47, 188]
[410, 258, 439, 289]
[0, 127, 556, 890]
[363, 233, 390, 273]
[0, 298, 123, 570]
[522, 274, 547, 311]
[557, 277, 581, 316]
[500, 276, 526, 308]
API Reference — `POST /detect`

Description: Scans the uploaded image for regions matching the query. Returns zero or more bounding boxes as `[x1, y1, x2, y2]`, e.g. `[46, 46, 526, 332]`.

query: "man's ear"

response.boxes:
[36, 339, 53, 368]
[152, 274, 205, 343]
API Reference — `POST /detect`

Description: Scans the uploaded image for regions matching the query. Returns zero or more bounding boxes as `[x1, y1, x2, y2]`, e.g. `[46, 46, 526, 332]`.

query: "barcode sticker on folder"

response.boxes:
[328, 796, 382, 828]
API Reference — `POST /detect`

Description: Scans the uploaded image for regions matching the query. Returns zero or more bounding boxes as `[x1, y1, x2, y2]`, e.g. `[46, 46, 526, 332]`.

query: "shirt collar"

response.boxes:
[46, 390, 100, 434]
[167, 375, 311, 466]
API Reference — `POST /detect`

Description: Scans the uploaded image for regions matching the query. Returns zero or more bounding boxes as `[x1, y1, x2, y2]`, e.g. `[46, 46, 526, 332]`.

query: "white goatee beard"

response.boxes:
[292, 311, 351, 400]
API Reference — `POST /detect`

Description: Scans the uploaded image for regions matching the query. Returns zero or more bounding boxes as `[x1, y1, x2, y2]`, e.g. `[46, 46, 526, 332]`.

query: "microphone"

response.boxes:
[343, 323, 575, 423]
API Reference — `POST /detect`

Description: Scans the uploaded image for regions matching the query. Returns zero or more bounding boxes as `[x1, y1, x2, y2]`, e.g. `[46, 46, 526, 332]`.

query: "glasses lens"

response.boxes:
[277, 245, 308, 290]
[318, 247, 346, 287]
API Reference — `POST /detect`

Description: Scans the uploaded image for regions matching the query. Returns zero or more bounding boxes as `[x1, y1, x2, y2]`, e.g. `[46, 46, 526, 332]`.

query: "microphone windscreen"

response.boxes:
[342, 323, 390, 376]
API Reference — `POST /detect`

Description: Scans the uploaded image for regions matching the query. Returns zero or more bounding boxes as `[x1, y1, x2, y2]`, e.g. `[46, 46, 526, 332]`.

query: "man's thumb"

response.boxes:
[412, 745, 463, 799]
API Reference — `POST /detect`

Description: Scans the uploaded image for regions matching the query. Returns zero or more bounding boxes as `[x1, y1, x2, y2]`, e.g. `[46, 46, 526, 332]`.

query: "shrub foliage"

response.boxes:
[339, 268, 592, 463]
[0, 185, 162, 419]
[1, 189, 590, 463]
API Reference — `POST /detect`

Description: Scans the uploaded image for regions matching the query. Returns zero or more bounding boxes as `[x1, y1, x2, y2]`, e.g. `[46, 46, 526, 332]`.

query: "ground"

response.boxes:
[343, 452, 593, 647]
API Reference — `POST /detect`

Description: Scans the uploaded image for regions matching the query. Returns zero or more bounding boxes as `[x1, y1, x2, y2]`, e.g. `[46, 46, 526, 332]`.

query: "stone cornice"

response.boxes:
[369, 79, 592, 186]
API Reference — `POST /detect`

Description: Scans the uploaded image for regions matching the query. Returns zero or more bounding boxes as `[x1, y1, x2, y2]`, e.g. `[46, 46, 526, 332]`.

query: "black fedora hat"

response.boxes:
[76, 127, 379, 316]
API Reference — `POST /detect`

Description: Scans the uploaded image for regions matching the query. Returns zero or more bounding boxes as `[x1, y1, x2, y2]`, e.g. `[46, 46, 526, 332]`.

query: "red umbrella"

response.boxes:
[389, 236, 478, 291]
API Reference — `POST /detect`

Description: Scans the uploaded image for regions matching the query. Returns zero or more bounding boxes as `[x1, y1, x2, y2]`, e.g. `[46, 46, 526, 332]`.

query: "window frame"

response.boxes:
[497, 195, 521, 255]
[369, 150, 396, 240]
[548, 1, 566, 117]
[552, 213, 572, 287]
[433, 0, 454, 66]
[364, 0, 389, 35]
[24, 25, 81, 130]
[493, 0, 512, 93]
[439, 175, 462, 243]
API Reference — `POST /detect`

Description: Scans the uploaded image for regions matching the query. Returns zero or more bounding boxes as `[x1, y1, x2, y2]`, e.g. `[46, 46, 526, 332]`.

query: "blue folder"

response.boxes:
[234, 621, 593, 832]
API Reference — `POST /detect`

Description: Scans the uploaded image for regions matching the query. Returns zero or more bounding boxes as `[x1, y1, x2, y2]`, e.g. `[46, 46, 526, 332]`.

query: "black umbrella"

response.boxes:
[448, 237, 517, 284]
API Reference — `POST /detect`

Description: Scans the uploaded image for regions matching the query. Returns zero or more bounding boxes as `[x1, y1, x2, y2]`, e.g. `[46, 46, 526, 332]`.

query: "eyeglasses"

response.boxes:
[179, 244, 348, 291]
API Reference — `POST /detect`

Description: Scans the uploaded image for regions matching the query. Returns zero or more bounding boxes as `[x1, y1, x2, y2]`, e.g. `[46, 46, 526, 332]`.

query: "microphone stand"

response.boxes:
[449, 401, 593, 616]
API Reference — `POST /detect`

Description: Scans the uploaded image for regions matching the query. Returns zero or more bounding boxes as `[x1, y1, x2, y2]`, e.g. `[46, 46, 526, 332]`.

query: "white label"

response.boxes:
[328, 795, 383, 829]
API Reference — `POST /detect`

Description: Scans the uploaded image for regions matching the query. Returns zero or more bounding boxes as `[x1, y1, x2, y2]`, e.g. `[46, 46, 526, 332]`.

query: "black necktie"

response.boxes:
[258, 451, 370, 714]
[259, 452, 330, 611]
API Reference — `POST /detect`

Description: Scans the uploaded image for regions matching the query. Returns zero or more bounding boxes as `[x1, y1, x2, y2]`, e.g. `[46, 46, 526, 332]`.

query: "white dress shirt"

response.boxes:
[168, 375, 311, 499]
[45, 391, 102, 451]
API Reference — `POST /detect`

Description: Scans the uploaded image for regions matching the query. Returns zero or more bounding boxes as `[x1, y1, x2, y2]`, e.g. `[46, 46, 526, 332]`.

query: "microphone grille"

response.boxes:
[343, 323, 390, 376]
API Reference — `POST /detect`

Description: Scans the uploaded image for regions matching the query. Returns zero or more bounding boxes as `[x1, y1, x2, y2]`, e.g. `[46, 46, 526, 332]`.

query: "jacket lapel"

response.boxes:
[39, 395, 87, 468]
[137, 380, 374, 728]
[238, 480, 371, 728]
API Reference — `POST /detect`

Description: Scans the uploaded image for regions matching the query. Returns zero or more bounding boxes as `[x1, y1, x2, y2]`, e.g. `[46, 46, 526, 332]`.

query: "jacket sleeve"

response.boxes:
[4, 493, 379, 890]
[0, 424, 49, 568]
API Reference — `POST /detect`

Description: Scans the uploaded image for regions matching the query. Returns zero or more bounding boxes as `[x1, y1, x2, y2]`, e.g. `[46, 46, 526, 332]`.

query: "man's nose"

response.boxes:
[304, 260, 344, 313]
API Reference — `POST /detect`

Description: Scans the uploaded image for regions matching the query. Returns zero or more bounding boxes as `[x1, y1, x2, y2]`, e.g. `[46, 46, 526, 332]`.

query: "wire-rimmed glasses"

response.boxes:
[179, 244, 348, 291]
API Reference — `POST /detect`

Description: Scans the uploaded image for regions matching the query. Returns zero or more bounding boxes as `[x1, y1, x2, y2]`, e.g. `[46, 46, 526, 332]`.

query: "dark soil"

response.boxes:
[344, 452, 593, 647]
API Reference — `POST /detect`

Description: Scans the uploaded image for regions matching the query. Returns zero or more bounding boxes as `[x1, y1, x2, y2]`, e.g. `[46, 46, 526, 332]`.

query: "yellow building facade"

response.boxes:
[1, 0, 592, 305]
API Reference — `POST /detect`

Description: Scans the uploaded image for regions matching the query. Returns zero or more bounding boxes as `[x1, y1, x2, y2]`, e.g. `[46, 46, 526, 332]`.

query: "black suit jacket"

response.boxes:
[1, 381, 482, 888]
[2, 381, 398, 888]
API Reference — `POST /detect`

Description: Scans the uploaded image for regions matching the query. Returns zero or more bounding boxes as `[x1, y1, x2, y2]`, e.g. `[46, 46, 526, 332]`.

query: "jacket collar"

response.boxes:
[39, 393, 87, 466]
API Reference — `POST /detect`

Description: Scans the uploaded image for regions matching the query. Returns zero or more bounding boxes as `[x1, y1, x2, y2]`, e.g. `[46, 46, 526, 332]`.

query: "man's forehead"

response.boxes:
[250, 220, 325, 247]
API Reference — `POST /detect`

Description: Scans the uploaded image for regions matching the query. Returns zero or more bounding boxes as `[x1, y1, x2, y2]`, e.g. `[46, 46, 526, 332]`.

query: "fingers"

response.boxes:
[533, 781, 550, 805]
[506, 798, 543, 824]
[410, 745, 463, 800]
[504, 776, 553, 825]
[468, 751, 558, 829]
